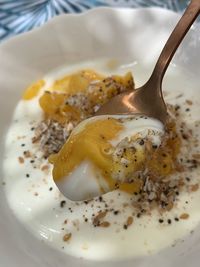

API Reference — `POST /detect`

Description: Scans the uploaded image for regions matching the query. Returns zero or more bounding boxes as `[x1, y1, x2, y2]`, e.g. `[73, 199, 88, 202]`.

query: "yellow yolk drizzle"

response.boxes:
[49, 118, 123, 191]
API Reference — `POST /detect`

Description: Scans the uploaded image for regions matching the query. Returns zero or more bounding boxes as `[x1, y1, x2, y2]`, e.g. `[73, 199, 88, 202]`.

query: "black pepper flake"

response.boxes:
[49, 187, 53, 191]
[159, 219, 164, 223]
[123, 224, 128, 230]
[185, 108, 190, 112]
[21, 144, 25, 147]
[167, 219, 172, 224]
[60, 200, 66, 208]
[186, 177, 190, 182]
[114, 210, 119, 215]
[99, 196, 103, 202]
[68, 207, 73, 213]
[139, 139, 144, 145]
[84, 218, 88, 222]
[174, 217, 179, 222]
[182, 134, 188, 140]
[26, 174, 30, 178]
[30, 160, 35, 163]
[31, 127, 35, 131]
[137, 213, 141, 218]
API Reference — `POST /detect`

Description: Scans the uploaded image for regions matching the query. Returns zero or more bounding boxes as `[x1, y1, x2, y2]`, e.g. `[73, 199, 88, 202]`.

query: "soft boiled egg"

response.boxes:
[49, 114, 164, 201]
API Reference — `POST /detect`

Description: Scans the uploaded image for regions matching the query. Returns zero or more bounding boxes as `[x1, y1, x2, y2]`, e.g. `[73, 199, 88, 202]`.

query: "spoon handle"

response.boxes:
[150, 0, 200, 85]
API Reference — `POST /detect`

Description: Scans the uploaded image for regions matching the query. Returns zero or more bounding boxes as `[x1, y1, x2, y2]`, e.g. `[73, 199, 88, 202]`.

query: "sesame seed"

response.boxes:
[18, 157, 24, 164]
[63, 233, 72, 242]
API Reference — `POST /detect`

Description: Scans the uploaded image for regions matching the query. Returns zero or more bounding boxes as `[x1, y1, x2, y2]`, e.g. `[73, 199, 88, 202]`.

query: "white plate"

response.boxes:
[0, 7, 200, 267]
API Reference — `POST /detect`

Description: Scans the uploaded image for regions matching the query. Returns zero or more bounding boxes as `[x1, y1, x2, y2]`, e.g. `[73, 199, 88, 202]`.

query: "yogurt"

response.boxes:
[3, 60, 200, 261]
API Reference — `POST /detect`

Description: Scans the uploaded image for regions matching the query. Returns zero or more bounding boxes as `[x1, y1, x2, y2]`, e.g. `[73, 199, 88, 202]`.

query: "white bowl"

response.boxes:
[0, 7, 200, 267]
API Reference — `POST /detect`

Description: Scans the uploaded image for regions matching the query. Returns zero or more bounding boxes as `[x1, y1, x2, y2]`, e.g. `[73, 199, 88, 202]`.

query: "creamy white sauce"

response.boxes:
[3, 60, 200, 261]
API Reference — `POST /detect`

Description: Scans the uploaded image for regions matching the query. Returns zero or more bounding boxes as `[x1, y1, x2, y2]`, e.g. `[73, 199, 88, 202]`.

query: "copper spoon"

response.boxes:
[96, 0, 200, 124]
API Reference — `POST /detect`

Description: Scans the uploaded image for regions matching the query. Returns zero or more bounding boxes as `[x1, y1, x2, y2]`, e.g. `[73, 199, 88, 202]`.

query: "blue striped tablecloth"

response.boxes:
[0, 0, 190, 41]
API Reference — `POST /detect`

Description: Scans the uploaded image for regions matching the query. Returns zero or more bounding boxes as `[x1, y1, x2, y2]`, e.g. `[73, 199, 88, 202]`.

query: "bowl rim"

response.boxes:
[0, 6, 182, 47]
[0, 6, 200, 267]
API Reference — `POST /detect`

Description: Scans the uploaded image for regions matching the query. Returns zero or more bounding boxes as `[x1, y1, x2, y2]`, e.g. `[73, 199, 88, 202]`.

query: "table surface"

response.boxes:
[0, 0, 190, 41]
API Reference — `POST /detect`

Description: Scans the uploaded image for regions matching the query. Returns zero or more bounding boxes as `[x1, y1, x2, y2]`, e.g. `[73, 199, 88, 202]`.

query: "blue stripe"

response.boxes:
[0, 0, 190, 41]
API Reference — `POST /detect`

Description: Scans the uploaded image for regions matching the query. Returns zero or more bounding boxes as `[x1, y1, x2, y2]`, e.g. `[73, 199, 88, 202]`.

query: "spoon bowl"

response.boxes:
[96, 79, 168, 124]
